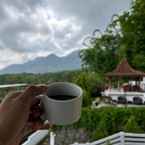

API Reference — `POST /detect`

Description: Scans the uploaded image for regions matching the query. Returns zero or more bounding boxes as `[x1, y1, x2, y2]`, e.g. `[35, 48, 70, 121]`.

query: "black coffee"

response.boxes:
[48, 95, 76, 100]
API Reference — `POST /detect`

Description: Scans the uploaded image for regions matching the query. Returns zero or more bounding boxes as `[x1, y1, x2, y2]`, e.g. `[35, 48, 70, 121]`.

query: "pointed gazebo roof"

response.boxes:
[106, 58, 145, 77]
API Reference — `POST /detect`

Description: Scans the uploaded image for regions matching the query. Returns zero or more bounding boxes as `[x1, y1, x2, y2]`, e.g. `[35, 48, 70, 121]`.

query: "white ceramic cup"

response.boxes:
[40, 82, 83, 125]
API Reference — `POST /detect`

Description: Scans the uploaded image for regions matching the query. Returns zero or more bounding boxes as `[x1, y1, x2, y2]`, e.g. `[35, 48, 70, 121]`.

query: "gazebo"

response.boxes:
[106, 58, 145, 90]
[103, 58, 145, 105]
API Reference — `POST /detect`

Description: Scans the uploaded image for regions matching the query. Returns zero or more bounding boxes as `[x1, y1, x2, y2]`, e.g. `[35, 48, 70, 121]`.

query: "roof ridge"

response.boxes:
[106, 58, 145, 77]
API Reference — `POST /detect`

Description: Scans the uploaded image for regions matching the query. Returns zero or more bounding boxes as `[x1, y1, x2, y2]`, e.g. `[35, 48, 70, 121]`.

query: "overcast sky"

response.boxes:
[0, 0, 131, 69]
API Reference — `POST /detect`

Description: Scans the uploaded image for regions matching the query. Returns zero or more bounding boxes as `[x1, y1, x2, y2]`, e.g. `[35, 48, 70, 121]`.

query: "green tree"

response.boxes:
[115, 0, 145, 71]
[80, 33, 120, 73]
[81, 0, 145, 73]
[73, 71, 104, 107]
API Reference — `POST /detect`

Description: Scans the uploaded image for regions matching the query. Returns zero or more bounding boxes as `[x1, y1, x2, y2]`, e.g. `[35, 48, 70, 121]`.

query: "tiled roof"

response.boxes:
[106, 58, 145, 77]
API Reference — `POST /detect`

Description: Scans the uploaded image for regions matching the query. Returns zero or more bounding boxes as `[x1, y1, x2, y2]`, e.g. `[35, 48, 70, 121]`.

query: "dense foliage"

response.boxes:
[80, 31, 120, 73]
[73, 107, 145, 141]
[118, 0, 145, 70]
[80, 0, 145, 73]
[0, 70, 80, 85]
[73, 71, 104, 107]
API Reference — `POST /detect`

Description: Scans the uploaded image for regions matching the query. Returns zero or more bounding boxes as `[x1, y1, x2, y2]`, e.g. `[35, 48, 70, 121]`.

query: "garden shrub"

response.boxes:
[72, 107, 145, 141]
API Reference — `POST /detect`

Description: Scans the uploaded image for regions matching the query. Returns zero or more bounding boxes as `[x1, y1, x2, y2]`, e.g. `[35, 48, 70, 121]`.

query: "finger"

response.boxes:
[19, 85, 48, 106]
[36, 85, 48, 95]
[31, 97, 40, 106]
[32, 86, 48, 104]
[41, 122, 50, 129]
[19, 86, 39, 104]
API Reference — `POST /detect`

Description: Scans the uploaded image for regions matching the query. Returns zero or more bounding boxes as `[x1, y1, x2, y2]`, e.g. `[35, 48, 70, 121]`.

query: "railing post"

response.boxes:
[50, 131, 56, 145]
[120, 132, 125, 145]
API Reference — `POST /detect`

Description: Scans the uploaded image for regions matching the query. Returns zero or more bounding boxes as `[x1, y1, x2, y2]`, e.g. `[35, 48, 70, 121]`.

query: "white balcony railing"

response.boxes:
[23, 131, 145, 145]
[72, 132, 145, 145]
[22, 130, 49, 145]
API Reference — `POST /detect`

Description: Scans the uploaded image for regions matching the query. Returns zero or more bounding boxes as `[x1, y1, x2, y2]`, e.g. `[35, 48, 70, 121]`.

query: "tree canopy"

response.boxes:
[80, 0, 145, 73]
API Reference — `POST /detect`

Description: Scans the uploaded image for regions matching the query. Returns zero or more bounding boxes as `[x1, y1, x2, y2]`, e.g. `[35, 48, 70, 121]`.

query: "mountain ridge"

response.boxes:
[0, 51, 81, 74]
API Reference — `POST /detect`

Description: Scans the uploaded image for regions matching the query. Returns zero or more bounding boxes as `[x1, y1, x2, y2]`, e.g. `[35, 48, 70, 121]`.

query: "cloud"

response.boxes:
[0, 0, 131, 69]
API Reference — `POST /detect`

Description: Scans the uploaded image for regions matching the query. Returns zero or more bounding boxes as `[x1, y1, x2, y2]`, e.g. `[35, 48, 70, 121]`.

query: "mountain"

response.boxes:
[0, 51, 81, 74]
